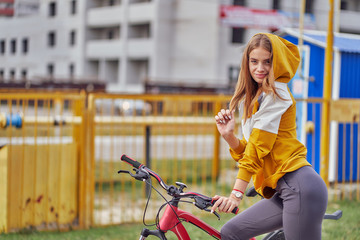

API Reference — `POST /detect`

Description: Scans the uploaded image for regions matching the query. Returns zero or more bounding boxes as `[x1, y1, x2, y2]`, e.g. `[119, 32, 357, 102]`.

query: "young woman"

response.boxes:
[211, 33, 328, 240]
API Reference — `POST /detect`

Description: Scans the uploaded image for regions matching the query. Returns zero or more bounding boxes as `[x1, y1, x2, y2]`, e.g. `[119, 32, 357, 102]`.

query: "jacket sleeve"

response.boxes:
[236, 82, 292, 182]
[229, 138, 247, 162]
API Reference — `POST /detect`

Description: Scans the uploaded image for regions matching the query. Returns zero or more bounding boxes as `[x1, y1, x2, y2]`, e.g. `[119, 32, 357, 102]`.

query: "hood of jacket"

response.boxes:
[260, 33, 300, 84]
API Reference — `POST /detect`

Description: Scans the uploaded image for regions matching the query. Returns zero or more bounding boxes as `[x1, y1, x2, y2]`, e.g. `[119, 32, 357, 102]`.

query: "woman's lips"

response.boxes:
[255, 74, 267, 79]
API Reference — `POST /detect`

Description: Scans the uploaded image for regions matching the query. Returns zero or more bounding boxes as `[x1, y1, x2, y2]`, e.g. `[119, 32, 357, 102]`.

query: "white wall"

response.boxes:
[169, 1, 219, 84]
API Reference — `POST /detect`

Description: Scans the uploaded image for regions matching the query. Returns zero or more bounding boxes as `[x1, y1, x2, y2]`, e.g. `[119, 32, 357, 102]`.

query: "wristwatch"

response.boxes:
[231, 190, 243, 200]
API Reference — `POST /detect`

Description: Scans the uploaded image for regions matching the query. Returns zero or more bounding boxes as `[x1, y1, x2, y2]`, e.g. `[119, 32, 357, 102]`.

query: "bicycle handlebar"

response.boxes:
[120, 154, 239, 215]
[121, 154, 170, 190]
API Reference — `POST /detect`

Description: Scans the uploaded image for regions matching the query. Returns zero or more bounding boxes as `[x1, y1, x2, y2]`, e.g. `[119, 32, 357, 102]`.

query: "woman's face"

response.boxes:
[248, 47, 272, 85]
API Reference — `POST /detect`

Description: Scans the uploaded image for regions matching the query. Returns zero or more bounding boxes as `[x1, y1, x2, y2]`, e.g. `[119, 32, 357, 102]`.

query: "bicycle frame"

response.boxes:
[157, 202, 221, 239]
[140, 200, 257, 240]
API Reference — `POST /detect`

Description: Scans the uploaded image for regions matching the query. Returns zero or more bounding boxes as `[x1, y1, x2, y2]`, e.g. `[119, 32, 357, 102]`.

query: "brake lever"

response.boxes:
[117, 168, 149, 181]
[213, 210, 221, 220]
[194, 196, 221, 220]
[202, 208, 220, 220]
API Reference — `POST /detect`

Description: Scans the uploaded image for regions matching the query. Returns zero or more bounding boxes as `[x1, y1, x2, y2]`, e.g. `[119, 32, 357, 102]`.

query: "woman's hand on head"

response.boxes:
[211, 195, 241, 214]
[215, 109, 235, 137]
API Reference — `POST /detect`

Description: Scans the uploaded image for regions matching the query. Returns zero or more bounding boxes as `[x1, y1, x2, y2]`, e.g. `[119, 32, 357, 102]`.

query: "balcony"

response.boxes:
[128, 2, 155, 24]
[86, 39, 123, 59]
[127, 39, 153, 59]
[86, 38, 153, 59]
[339, 10, 360, 32]
[87, 5, 124, 27]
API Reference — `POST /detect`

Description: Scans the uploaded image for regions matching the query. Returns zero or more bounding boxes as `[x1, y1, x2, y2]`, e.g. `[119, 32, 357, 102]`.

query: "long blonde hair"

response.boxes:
[229, 34, 280, 119]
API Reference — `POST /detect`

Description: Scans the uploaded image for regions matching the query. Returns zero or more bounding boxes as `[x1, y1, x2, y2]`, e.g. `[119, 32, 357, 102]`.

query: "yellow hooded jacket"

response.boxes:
[230, 33, 311, 199]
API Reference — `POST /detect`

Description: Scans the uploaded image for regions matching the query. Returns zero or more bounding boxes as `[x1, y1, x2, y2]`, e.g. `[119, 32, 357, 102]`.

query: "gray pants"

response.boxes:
[221, 166, 328, 240]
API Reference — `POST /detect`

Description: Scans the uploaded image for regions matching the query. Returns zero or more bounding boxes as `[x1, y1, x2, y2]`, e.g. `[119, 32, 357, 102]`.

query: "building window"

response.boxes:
[340, 0, 348, 10]
[48, 31, 56, 47]
[107, 30, 115, 39]
[233, 0, 246, 6]
[10, 39, 16, 54]
[130, 0, 152, 3]
[49, 2, 56, 17]
[0, 40, 5, 54]
[70, 0, 77, 15]
[0, 69, 4, 81]
[10, 69, 15, 81]
[231, 28, 245, 44]
[70, 30, 76, 46]
[272, 0, 281, 10]
[228, 66, 240, 86]
[21, 69, 27, 81]
[69, 63, 75, 78]
[305, 0, 313, 14]
[129, 23, 151, 39]
[47, 64, 54, 79]
[22, 38, 29, 54]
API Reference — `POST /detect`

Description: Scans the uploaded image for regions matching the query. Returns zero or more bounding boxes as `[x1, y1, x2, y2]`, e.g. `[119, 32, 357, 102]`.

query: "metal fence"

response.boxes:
[329, 99, 360, 201]
[0, 92, 359, 233]
[89, 93, 236, 226]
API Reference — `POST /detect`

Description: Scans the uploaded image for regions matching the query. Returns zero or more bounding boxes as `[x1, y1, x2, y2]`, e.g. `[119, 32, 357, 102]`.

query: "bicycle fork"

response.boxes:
[139, 228, 167, 240]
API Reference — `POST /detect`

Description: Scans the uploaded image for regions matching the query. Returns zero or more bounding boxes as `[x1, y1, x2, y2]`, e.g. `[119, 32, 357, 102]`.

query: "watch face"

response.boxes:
[232, 190, 243, 199]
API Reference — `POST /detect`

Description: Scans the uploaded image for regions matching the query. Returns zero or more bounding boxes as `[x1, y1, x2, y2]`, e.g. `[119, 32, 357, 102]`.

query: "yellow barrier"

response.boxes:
[0, 92, 89, 232]
[6, 144, 77, 229]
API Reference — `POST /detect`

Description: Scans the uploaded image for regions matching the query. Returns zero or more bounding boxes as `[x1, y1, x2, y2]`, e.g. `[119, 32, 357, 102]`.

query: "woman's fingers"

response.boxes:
[219, 198, 233, 213]
[212, 195, 220, 200]
[211, 195, 225, 212]
[211, 196, 236, 213]
[215, 109, 232, 124]
[225, 200, 236, 213]
[214, 115, 221, 123]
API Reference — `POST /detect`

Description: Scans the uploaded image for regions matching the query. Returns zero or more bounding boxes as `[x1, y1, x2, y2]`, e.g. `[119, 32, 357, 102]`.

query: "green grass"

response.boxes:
[1, 200, 359, 240]
[321, 200, 360, 240]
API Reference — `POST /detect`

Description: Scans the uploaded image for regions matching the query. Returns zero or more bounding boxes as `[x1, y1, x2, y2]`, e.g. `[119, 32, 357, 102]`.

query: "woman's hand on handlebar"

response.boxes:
[211, 195, 241, 214]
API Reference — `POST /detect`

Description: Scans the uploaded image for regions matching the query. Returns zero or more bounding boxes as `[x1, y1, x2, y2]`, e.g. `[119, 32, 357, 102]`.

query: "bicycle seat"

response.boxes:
[246, 186, 259, 197]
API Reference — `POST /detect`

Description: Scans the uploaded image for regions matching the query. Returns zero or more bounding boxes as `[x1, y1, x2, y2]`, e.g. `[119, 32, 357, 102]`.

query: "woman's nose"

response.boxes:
[257, 63, 265, 71]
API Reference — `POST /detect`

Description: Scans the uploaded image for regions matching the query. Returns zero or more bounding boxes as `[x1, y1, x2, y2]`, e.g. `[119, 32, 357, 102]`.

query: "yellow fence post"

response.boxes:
[320, 0, 334, 186]
[83, 93, 95, 228]
[0, 146, 8, 233]
[212, 101, 221, 181]
[72, 91, 88, 229]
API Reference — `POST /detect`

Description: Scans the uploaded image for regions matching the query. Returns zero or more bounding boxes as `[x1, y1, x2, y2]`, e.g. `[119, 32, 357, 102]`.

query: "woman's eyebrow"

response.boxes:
[249, 58, 270, 61]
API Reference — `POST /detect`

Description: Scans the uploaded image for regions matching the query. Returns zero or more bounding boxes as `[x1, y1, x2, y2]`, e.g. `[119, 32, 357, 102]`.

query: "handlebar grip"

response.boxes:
[233, 207, 239, 214]
[121, 154, 142, 169]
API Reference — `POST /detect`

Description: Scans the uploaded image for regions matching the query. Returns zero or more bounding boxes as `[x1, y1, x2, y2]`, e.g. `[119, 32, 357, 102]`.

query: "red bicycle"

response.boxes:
[118, 154, 342, 240]
[118, 154, 247, 240]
